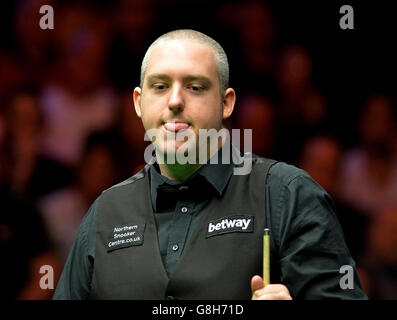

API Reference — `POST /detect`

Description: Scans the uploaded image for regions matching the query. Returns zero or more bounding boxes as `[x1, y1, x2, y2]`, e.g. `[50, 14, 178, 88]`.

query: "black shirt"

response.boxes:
[150, 155, 233, 277]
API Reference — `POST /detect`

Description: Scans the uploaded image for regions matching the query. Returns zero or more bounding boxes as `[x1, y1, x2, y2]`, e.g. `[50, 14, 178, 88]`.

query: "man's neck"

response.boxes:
[156, 137, 226, 182]
[158, 161, 203, 182]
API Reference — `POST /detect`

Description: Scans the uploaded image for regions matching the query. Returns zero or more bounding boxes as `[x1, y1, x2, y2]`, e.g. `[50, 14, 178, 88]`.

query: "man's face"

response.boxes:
[134, 39, 233, 160]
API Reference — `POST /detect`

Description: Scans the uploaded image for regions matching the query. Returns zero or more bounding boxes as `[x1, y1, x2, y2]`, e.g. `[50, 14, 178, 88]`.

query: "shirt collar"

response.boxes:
[149, 142, 235, 211]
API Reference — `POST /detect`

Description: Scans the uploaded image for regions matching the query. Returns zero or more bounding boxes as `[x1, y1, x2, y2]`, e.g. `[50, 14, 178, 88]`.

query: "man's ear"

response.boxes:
[222, 88, 236, 120]
[133, 87, 142, 118]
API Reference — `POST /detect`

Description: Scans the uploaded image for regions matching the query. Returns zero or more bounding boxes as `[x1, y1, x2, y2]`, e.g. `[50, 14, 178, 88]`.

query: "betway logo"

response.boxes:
[208, 218, 251, 232]
[206, 215, 254, 238]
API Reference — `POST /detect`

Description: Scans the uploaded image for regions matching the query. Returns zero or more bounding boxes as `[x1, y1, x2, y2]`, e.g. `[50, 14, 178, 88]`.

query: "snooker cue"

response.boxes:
[263, 228, 270, 285]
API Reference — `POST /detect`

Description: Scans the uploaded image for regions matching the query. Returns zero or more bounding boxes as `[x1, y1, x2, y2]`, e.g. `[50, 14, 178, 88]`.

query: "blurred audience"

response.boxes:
[11, 0, 57, 86]
[0, 50, 26, 102]
[338, 94, 397, 216]
[299, 135, 368, 262]
[232, 93, 277, 158]
[0, 184, 61, 299]
[39, 9, 118, 168]
[51, 1, 109, 55]
[218, 0, 278, 96]
[362, 205, 397, 299]
[39, 131, 119, 263]
[274, 45, 328, 165]
[3, 89, 74, 200]
[113, 92, 149, 179]
[0, 101, 61, 299]
[108, 0, 156, 90]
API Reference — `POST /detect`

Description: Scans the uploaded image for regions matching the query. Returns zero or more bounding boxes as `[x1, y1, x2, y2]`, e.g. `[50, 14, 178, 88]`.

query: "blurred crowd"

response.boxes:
[1, 0, 396, 299]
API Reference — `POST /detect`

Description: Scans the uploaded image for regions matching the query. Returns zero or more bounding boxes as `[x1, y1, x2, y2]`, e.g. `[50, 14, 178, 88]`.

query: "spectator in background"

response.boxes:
[363, 205, 397, 299]
[0, 108, 61, 300]
[50, 1, 108, 55]
[0, 184, 61, 299]
[113, 92, 149, 179]
[338, 94, 397, 216]
[0, 110, 7, 183]
[39, 131, 119, 263]
[39, 13, 118, 168]
[3, 89, 74, 200]
[299, 135, 368, 262]
[218, 0, 278, 96]
[108, 0, 155, 90]
[11, 0, 56, 86]
[274, 45, 327, 165]
[0, 51, 25, 103]
[232, 93, 277, 158]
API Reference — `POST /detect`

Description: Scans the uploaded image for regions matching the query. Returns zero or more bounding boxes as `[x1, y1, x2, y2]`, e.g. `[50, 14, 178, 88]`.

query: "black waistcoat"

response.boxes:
[89, 157, 276, 299]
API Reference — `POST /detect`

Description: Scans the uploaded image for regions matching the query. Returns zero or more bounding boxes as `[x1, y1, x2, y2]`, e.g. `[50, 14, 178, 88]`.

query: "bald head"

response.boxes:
[140, 29, 229, 95]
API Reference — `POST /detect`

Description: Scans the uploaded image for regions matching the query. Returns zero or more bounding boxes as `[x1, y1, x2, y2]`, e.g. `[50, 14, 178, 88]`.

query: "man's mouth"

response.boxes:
[162, 120, 191, 132]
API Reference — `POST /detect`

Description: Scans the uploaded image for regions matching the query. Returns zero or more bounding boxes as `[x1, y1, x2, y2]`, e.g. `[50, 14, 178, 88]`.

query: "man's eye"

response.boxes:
[188, 85, 205, 92]
[153, 84, 167, 90]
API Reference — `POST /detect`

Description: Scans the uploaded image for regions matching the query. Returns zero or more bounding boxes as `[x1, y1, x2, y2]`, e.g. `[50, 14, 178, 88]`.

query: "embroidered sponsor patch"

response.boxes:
[107, 223, 145, 252]
[206, 215, 254, 238]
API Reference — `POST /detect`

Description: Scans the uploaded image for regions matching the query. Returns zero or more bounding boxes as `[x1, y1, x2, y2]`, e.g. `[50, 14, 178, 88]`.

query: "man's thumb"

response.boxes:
[251, 275, 265, 293]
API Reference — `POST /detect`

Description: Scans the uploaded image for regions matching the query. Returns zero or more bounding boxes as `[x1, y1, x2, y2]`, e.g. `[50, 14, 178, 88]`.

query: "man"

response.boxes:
[53, 29, 367, 300]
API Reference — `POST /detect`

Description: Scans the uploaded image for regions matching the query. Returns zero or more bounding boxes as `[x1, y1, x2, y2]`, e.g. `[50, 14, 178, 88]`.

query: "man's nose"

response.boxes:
[168, 84, 185, 113]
